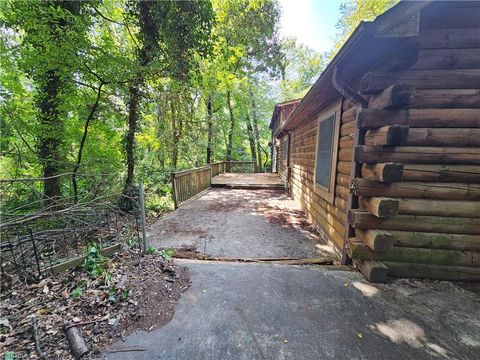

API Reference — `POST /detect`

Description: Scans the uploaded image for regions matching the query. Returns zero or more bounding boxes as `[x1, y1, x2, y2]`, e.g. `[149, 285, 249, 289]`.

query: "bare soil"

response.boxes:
[0, 249, 190, 359]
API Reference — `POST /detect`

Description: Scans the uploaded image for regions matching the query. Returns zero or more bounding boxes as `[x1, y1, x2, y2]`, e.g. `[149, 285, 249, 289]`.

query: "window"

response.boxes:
[314, 101, 341, 203]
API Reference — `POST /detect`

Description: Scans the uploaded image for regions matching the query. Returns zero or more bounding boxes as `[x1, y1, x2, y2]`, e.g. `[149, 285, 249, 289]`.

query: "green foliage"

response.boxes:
[146, 246, 158, 255]
[0, 0, 314, 211]
[159, 248, 177, 260]
[71, 287, 84, 299]
[330, 0, 399, 58]
[83, 244, 108, 277]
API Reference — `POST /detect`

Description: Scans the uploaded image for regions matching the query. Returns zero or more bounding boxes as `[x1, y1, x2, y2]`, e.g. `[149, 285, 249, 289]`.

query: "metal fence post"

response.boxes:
[138, 181, 148, 254]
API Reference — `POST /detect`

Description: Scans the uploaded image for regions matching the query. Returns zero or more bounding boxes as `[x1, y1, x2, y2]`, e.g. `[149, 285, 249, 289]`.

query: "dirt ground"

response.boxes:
[148, 188, 337, 261]
[0, 249, 190, 359]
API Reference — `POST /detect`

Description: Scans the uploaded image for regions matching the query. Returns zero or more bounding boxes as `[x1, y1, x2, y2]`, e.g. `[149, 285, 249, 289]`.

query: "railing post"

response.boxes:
[171, 174, 178, 209]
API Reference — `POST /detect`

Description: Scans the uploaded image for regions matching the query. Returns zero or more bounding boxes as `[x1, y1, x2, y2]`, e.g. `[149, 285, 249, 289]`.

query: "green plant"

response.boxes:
[127, 236, 138, 249]
[83, 244, 108, 277]
[108, 287, 117, 302]
[159, 248, 177, 260]
[146, 246, 158, 255]
[71, 287, 83, 299]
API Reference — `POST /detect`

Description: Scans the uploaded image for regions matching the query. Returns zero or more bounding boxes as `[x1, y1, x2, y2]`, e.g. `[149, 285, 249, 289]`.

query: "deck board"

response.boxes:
[211, 173, 285, 189]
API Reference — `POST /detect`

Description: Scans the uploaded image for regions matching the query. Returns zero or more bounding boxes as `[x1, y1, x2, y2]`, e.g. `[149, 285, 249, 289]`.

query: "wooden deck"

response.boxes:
[211, 173, 285, 189]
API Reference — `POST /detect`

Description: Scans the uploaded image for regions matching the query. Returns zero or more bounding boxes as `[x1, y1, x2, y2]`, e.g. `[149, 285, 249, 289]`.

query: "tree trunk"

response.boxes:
[37, 71, 63, 207]
[206, 94, 214, 164]
[124, 85, 140, 192]
[246, 115, 257, 167]
[250, 89, 262, 172]
[171, 97, 180, 169]
[72, 83, 103, 203]
[37, 1, 81, 208]
[226, 90, 235, 169]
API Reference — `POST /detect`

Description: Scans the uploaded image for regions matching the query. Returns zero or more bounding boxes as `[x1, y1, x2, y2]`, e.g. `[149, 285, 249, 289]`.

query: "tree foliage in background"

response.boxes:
[1, 0, 387, 214]
[331, 0, 399, 57]
[0, 0, 290, 212]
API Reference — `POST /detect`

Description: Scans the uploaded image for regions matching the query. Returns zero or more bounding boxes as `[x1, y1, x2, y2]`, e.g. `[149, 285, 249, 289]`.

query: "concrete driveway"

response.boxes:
[148, 188, 336, 260]
[105, 261, 480, 360]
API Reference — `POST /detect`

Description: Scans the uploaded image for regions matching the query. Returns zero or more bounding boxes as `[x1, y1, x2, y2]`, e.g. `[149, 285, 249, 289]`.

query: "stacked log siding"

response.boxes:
[271, 1, 480, 282]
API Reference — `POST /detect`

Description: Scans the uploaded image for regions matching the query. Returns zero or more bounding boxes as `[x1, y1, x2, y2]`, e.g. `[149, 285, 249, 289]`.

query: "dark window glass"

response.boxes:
[315, 115, 335, 188]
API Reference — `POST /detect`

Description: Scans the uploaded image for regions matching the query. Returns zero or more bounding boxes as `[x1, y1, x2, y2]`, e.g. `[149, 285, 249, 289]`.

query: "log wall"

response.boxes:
[288, 102, 353, 257]
[282, 1, 480, 282]
[277, 136, 289, 182]
[348, 3, 480, 281]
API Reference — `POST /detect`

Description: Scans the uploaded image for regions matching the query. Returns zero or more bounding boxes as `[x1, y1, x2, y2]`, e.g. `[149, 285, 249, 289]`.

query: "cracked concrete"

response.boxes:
[148, 188, 336, 260]
[104, 261, 480, 360]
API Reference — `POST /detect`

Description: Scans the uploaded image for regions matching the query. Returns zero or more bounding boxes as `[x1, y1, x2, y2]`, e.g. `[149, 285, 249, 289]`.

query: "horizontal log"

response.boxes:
[339, 135, 354, 149]
[419, 28, 480, 50]
[361, 163, 403, 182]
[356, 229, 394, 252]
[354, 179, 480, 200]
[384, 262, 480, 281]
[397, 199, 480, 218]
[422, 4, 480, 30]
[355, 145, 480, 165]
[349, 210, 480, 234]
[368, 84, 415, 109]
[357, 108, 480, 129]
[341, 107, 357, 124]
[390, 231, 480, 251]
[407, 128, 480, 147]
[335, 197, 347, 213]
[412, 48, 480, 70]
[360, 69, 480, 94]
[364, 125, 409, 146]
[342, 98, 355, 112]
[336, 173, 350, 187]
[349, 240, 480, 267]
[354, 259, 388, 283]
[338, 148, 353, 162]
[358, 196, 399, 218]
[402, 164, 480, 183]
[335, 185, 349, 200]
[52, 244, 121, 274]
[337, 161, 351, 175]
[340, 120, 355, 136]
[409, 89, 480, 108]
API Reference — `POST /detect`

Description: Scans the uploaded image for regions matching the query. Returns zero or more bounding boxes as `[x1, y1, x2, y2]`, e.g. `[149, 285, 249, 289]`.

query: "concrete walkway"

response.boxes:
[105, 261, 480, 360]
[148, 188, 336, 260]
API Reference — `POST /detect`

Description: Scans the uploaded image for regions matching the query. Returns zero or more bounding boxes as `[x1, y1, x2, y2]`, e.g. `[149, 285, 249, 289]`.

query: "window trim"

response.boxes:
[313, 100, 341, 204]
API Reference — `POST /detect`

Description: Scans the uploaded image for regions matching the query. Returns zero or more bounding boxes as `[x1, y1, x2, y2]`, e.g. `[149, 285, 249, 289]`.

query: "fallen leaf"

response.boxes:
[343, 283, 350, 288]
[356, 332, 363, 339]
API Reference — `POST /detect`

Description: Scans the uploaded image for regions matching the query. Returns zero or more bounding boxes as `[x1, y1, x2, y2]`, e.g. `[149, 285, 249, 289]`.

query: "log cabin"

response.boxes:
[270, 0, 480, 282]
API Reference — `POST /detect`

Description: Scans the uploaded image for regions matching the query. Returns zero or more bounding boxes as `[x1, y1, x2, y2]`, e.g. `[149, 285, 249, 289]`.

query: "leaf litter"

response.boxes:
[0, 248, 190, 359]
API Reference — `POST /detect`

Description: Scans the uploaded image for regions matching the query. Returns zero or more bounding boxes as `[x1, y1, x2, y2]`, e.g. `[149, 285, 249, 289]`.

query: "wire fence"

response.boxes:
[0, 173, 146, 284]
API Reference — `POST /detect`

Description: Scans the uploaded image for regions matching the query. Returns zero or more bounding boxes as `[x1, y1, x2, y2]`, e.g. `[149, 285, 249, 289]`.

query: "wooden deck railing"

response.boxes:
[171, 161, 257, 208]
[171, 166, 211, 208]
[226, 161, 255, 173]
[210, 161, 227, 177]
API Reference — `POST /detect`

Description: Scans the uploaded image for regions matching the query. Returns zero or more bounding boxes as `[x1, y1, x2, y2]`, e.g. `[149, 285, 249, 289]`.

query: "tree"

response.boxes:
[331, 0, 399, 57]
[210, 0, 282, 166]
[2, 1, 92, 206]
[122, 0, 213, 200]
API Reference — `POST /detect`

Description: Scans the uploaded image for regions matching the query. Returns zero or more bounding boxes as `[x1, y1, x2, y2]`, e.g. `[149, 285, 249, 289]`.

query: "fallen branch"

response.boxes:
[108, 346, 146, 353]
[32, 316, 45, 359]
[193, 256, 335, 265]
[64, 317, 109, 331]
[65, 326, 89, 359]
